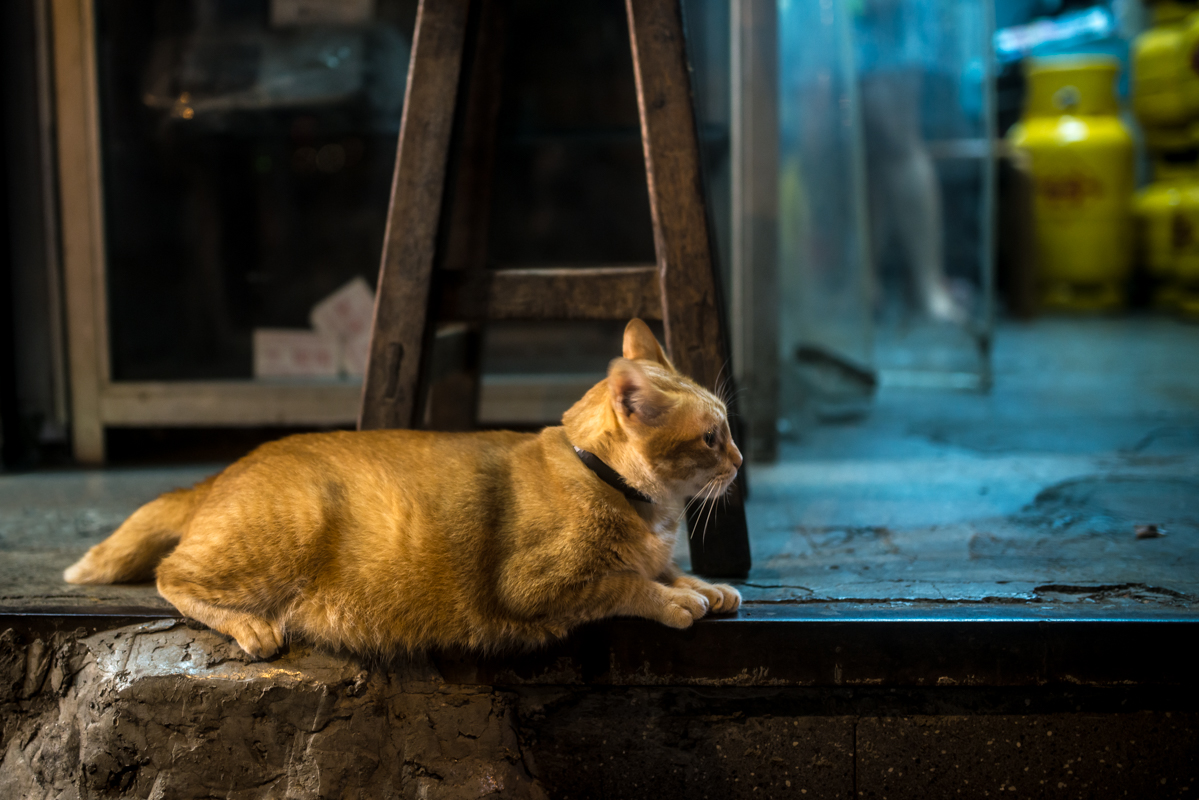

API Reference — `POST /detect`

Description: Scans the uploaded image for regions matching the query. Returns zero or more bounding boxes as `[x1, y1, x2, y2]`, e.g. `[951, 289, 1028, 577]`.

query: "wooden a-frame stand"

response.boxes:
[358, 0, 751, 578]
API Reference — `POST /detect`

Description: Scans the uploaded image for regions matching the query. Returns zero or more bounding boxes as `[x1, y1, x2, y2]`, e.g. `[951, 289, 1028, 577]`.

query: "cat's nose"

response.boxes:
[728, 443, 743, 470]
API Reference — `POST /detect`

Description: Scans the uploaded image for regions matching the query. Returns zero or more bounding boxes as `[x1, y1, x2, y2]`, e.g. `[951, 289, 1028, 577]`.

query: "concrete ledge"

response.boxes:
[4, 602, 1197, 690]
[437, 607, 1199, 689]
[3, 620, 1198, 799]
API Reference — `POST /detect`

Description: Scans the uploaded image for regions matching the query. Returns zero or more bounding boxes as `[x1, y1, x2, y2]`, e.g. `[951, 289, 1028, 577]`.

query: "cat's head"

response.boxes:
[563, 319, 742, 505]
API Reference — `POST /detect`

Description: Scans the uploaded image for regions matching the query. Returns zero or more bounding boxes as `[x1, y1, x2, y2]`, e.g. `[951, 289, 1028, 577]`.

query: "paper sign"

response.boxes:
[271, 0, 375, 26]
[342, 329, 372, 378]
[253, 329, 341, 379]
[310, 276, 376, 343]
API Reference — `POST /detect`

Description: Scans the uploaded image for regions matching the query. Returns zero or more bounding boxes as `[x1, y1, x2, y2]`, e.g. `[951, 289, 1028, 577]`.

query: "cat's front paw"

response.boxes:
[708, 583, 741, 614]
[674, 576, 741, 614]
[659, 586, 709, 629]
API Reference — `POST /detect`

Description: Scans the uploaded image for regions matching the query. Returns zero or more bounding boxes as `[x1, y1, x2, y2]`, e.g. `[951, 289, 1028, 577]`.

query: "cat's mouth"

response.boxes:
[685, 469, 739, 505]
[706, 470, 738, 498]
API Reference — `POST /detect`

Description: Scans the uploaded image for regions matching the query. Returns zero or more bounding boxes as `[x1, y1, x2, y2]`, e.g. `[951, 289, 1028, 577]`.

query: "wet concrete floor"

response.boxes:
[1, 317, 1196, 618]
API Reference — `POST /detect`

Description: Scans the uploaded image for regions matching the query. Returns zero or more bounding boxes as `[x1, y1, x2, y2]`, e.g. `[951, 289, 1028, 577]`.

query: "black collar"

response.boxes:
[572, 446, 654, 504]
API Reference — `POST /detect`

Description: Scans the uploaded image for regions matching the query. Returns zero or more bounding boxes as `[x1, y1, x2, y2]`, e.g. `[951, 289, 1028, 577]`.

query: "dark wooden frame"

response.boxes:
[359, 0, 751, 578]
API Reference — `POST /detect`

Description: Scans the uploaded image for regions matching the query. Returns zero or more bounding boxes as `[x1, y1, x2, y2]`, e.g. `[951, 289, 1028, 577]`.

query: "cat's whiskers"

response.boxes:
[713, 358, 733, 405]
[680, 480, 713, 524]
[702, 468, 742, 544]
[681, 476, 720, 537]
[723, 385, 748, 407]
[688, 476, 722, 545]
[699, 478, 722, 549]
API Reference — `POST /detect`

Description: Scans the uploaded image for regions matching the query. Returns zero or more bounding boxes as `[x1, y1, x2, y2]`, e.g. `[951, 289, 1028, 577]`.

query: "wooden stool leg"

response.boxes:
[627, 0, 752, 578]
[361, 0, 473, 431]
[429, 0, 507, 430]
[440, 0, 506, 276]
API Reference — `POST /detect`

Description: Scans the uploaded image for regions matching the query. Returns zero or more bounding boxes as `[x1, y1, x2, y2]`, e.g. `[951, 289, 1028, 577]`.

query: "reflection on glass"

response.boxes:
[779, 0, 874, 425]
[96, 0, 414, 381]
[779, 0, 995, 431]
[855, 0, 995, 388]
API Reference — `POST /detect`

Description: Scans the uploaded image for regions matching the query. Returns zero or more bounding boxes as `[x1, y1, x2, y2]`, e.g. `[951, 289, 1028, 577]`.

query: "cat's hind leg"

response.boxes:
[157, 560, 285, 659]
[161, 584, 285, 659]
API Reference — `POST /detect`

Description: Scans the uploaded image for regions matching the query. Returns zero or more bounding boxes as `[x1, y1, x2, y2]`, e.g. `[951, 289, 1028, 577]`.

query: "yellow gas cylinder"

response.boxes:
[1133, 157, 1192, 278]
[1177, 5, 1199, 118]
[1132, 156, 1195, 307]
[1166, 161, 1199, 315]
[1008, 56, 1135, 310]
[1133, 1, 1199, 138]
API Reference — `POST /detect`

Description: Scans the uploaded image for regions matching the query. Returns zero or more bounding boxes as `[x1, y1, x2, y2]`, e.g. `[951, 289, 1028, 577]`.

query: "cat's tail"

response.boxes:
[63, 475, 217, 584]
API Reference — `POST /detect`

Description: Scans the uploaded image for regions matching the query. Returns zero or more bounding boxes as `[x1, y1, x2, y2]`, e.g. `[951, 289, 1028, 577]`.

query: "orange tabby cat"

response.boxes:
[64, 319, 742, 658]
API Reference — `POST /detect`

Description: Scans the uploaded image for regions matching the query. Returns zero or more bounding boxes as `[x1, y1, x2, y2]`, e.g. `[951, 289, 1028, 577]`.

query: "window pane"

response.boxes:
[96, 0, 416, 381]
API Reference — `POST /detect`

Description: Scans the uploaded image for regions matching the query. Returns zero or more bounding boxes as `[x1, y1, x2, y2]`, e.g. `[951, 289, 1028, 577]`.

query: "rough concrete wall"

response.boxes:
[517, 687, 1199, 799]
[3, 623, 1197, 799]
[517, 688, 856, 798]
[1, 622, 547, 799]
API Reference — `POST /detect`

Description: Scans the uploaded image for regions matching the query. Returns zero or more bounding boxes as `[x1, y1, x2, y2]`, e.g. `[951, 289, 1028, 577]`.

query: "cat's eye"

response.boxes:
[703, 429, 718, 448]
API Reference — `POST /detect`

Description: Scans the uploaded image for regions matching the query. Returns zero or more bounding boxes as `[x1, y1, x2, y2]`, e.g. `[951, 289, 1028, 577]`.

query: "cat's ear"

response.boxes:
[622, 319, 675, 371]
[608, 358, 673, 427]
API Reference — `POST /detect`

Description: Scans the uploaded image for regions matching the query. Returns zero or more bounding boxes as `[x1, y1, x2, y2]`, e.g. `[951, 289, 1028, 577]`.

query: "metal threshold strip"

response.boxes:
[4, 600, 1194, 688]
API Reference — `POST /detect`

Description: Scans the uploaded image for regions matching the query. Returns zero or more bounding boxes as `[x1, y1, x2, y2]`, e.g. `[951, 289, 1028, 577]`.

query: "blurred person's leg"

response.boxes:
[861, 70, 964, 323]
